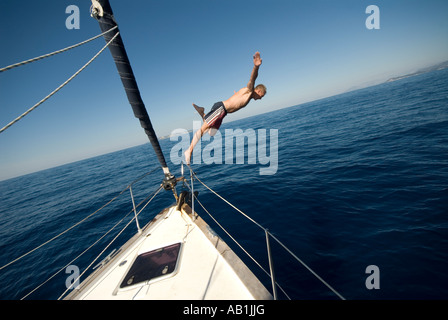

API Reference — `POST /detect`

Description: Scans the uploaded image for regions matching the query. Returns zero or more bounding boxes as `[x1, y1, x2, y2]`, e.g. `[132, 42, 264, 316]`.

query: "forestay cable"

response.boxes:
[0, 30, 120, 134]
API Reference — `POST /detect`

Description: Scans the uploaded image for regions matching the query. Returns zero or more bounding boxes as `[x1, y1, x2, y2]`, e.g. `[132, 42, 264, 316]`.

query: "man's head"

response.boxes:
[253, 84, 267, 100]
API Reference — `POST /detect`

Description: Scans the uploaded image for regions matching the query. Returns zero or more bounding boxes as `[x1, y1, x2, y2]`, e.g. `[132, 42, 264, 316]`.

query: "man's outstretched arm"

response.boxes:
[247, 52, 262, 91]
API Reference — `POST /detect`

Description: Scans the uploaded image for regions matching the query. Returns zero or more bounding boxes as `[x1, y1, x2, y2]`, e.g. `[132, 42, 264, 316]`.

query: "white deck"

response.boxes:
[66, 202, 272, 300]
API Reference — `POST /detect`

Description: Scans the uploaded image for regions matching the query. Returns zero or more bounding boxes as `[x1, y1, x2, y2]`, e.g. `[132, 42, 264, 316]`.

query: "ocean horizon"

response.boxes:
[1, 69, 447, 300]
[1, 71, 428, 183]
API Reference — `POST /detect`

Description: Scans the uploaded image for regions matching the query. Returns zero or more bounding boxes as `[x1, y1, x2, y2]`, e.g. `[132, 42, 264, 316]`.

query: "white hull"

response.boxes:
[65, 198, 272, 300]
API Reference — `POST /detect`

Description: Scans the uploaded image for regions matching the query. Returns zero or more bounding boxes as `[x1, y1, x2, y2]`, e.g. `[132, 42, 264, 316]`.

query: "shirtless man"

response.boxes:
[184, 51, 266, 164]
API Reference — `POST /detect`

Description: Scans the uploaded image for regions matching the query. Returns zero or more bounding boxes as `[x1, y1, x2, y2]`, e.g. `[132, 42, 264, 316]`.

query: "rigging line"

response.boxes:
[23, 183, 162, 300]
[135, 185, 164, 217]
[21, 200, 133, 300]
[189, 169, 266, 231]
[58, 185, 163, 300]
[63, 185, 163, 296]
[188, 168, 345, 300]
[183, 178, 291, 299]
[58, 215, 136, 300]
[0, 167, 157, 272]
[0, 30, 120, 134]
[268, 233, 346, 300]
[0, 26, 118, 73]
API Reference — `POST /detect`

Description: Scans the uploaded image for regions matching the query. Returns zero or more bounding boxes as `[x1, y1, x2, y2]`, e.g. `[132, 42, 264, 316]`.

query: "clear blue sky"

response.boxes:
[1, 0, 447, 180]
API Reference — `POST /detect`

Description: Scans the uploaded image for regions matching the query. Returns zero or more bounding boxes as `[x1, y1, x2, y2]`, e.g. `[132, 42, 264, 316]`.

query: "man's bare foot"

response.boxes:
[193, 104, 205, 120]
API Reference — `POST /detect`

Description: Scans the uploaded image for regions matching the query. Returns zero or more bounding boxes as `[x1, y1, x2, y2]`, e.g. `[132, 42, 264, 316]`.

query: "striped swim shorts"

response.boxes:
[204, 101, 227, 130]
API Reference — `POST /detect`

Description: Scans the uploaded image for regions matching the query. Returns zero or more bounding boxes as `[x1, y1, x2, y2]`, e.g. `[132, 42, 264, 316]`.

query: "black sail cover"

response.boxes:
[94, 0, 173, 182]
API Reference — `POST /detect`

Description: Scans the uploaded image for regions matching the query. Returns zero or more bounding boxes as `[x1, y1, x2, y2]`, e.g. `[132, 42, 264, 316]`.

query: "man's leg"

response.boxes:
[185, 121, 210, 164]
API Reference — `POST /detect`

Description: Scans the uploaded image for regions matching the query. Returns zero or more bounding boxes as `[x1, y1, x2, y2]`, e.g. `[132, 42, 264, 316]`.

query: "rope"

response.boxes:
[58, 185, 163, 300]
[188, 167, 346, 300]
[183, 178, 291, 299]
[268, 232, 346, 300]
[19, 170, 160, 299]
[190, 168, 266, 231]
[21, 201, 133, 300]
[0, 168, 157, 273]
[0, 30, 120, 134]
[0, 26, 118, 73]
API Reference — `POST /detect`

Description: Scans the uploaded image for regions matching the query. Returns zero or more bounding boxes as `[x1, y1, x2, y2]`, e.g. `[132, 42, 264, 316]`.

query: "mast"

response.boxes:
[91, 0, 176, 191]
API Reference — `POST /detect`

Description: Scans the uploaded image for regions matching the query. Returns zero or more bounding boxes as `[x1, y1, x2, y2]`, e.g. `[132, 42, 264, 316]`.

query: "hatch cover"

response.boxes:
[120, 242, 182, 288]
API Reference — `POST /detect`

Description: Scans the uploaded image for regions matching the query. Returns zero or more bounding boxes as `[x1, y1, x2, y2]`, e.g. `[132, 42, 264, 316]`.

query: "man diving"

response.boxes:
[184, 51, 266, 164]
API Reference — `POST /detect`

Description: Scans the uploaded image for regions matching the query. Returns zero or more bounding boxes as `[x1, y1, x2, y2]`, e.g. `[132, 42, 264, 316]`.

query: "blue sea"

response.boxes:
[1, 69, 447, 300]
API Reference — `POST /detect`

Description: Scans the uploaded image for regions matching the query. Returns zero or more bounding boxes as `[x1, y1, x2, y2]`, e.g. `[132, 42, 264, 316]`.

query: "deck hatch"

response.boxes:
[120, 242, 182, 288]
